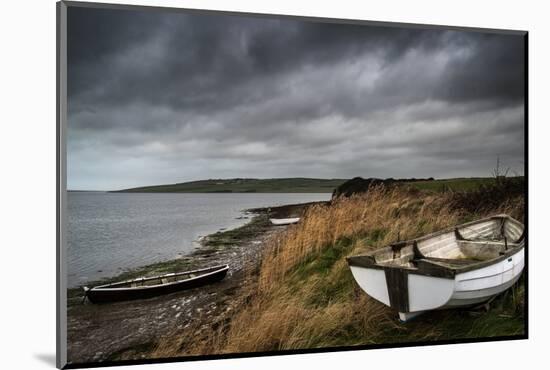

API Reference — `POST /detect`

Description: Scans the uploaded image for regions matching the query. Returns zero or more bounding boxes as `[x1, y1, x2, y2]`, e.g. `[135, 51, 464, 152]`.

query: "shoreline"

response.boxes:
[66, 200, 320, 364]
[68, 199, 327, 294]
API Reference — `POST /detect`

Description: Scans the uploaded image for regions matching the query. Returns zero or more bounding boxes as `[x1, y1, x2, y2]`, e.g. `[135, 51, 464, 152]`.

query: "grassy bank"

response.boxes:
[153, 182, 525, 356]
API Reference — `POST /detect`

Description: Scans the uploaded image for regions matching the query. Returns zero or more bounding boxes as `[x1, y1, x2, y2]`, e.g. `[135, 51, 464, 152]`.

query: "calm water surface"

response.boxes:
[68, 192, 331, 287]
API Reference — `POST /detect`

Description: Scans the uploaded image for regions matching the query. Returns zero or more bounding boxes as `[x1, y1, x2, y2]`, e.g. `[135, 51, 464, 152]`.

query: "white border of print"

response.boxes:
[2, 0, 548, 369]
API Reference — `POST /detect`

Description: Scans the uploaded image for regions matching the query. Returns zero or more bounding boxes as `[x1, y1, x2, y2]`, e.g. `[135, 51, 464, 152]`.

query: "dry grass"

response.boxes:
[258, 187, 458, 292]
[153, 186, 525, 357]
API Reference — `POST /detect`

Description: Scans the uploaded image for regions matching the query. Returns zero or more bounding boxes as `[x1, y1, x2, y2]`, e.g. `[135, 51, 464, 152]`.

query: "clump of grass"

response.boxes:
[153, 186, 525, 357]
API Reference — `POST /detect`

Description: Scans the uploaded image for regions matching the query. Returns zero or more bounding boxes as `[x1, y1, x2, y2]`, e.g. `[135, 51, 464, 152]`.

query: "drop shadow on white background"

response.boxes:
[34, 353, 56, 367]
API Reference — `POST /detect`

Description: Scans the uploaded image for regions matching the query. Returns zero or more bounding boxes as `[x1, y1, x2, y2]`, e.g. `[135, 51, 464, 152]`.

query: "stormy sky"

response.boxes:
[67, 6, 525, 191]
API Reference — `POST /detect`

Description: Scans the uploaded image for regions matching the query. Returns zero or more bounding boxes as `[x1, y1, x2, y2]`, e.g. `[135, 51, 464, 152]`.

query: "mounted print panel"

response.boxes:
[57, 1, 527, 368]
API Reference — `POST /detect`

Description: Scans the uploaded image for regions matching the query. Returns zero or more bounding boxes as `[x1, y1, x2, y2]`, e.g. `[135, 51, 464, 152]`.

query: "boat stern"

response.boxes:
[348, 264, 391, 306]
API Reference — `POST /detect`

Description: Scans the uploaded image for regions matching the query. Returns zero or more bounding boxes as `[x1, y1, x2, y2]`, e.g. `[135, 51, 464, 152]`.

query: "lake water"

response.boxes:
[67, 192, 331, 287]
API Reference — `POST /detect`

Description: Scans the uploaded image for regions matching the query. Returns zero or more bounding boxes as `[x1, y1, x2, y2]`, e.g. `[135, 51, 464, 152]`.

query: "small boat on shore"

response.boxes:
[347, 214, 524, 321]
[83, 265, 229, 304]
[270, 217, 300, 226]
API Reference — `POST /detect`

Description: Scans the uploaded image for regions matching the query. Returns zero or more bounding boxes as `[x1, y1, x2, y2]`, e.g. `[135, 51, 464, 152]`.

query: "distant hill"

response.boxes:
[112, 177, 507, 194]
[113, 178, 348, 193]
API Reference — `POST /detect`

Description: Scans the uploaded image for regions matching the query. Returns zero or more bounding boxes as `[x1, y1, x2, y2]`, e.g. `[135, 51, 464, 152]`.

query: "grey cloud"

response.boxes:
[67, 6, 525, 190]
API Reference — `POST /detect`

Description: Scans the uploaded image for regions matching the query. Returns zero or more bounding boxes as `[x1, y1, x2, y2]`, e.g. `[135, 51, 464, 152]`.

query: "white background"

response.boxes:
[1, 0, 548, 369]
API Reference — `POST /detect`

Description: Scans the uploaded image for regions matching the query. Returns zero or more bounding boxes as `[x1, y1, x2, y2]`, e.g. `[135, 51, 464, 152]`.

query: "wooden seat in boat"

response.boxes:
[415, 256, 480, 267]
[412, 242, 485, 269]
[412, 256, 482, 278]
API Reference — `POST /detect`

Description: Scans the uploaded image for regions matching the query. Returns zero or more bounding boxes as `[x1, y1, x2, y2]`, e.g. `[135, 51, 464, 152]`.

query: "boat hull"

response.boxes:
[85, 266, 228, 304]
[349, 247, 524, 321]
[270, 217, 300, 225]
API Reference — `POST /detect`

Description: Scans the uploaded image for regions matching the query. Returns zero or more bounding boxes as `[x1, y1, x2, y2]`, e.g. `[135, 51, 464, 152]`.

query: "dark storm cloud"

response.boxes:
[67, 6, 525, 190]
[68, 8, 435, 117]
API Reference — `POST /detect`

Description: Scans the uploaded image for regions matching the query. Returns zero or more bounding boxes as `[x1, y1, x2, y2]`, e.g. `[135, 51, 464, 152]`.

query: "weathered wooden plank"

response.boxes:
[384, 268, 409, 312]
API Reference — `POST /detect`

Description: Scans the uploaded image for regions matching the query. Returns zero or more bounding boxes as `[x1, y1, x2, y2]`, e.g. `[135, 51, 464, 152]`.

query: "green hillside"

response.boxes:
[114, 178, 347, 193]
[113, 177, 507, 194]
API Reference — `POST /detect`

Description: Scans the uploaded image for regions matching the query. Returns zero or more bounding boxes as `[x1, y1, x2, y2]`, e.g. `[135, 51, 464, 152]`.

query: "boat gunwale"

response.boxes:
[347, 214, 524, 278]
[87, 264, 229, 292]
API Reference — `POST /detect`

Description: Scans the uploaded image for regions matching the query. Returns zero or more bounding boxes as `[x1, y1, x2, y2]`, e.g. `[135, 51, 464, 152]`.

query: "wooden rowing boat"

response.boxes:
[83, 265, 229, 303]
[347, 214, 524, 321]
[270, 217, 300, 225]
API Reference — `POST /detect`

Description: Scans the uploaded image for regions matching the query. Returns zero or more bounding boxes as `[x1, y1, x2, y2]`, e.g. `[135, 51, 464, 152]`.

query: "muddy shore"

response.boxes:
[66, 201, 321, 365]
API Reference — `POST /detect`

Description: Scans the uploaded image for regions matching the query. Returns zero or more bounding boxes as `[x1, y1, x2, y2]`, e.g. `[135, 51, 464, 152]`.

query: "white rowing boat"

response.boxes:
[270, 217, 300, 226]
[347, 214, 525, 321]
